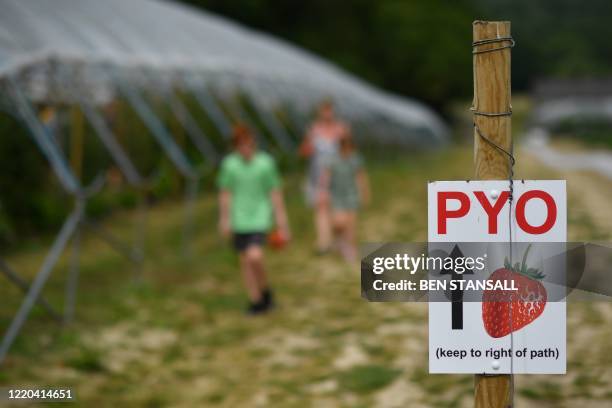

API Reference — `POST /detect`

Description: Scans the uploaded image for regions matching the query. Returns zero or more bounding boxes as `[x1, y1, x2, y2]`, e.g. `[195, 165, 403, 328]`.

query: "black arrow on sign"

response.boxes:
[440, 245, 474, 330]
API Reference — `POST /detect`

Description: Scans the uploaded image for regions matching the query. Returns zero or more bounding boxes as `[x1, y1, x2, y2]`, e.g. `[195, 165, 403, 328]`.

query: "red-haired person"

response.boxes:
[318, 132, 370, 262]
[218, 125, 290, 315]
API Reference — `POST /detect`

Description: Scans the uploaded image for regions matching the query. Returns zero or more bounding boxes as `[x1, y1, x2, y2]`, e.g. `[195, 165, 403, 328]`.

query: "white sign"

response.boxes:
[428, 180, 566, 374]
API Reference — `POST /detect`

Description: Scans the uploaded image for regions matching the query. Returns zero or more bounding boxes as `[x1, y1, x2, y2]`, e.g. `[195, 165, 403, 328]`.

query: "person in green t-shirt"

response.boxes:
[217, 125, 290, 315]
[319, 131, 370, 262]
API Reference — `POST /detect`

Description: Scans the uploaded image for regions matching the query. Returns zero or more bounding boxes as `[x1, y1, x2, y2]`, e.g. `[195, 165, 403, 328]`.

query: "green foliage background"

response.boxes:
[179, 0, 612, 109]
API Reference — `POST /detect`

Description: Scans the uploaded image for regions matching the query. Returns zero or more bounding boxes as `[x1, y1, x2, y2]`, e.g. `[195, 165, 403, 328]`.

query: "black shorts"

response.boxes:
[233, 232, 266, 252]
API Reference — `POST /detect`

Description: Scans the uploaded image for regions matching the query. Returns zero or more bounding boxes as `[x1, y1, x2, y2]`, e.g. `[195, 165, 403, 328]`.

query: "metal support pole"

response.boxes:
[190, 81, 232, 139]
[0, 258, 62, 322]
[115, 73, 200, 254]
[81, 219, 142, 264]
[241, 84, 294, 151]
[0, 205, 83, 363]
[167, 91, 219, 164]
[64, 204, 82, 324]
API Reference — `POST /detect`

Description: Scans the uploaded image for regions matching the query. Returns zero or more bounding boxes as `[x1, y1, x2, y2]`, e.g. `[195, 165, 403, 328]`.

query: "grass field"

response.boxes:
[1, 145, 611, 407]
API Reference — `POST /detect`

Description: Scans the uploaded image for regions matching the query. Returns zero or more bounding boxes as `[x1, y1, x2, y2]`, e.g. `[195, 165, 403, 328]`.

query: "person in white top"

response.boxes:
[299, 99, 349, 254]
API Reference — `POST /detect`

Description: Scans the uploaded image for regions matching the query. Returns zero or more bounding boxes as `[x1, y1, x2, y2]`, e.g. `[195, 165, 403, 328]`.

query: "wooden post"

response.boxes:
[473, 20, 513, 407]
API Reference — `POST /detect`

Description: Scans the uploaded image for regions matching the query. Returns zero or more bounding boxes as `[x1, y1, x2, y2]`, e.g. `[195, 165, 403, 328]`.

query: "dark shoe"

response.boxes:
[262, 288, 275, 309]
[246, 300, 268, 316]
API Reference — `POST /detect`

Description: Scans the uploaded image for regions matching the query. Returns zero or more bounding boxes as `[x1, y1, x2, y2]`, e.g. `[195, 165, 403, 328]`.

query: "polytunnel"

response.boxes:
[0, 0, 448, 364]
[0, 0, 448, 144]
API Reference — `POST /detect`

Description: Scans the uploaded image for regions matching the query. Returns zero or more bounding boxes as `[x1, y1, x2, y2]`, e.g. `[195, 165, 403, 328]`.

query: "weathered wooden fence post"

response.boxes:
[472, 20, 513, 407]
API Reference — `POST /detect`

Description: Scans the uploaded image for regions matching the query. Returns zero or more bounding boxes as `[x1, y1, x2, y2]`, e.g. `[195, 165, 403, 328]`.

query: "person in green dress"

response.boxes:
[318, 131, 370, 262]
[217, 125, 290, 315]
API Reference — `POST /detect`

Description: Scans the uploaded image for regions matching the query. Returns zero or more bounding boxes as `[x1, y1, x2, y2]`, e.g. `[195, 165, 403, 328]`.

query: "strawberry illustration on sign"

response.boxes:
[482, 245, 547, 338]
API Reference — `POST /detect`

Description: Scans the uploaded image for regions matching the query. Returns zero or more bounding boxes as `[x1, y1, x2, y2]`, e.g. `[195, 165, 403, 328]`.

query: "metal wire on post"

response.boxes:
[472, 37, 515, 55]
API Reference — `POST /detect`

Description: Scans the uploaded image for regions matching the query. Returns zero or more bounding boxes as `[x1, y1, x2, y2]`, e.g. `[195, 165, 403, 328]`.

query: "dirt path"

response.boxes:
[519, 135, 612, 239]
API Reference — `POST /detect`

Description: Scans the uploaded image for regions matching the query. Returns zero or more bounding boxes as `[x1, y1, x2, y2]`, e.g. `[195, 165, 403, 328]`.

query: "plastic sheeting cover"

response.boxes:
[0, 0, 448, 145]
